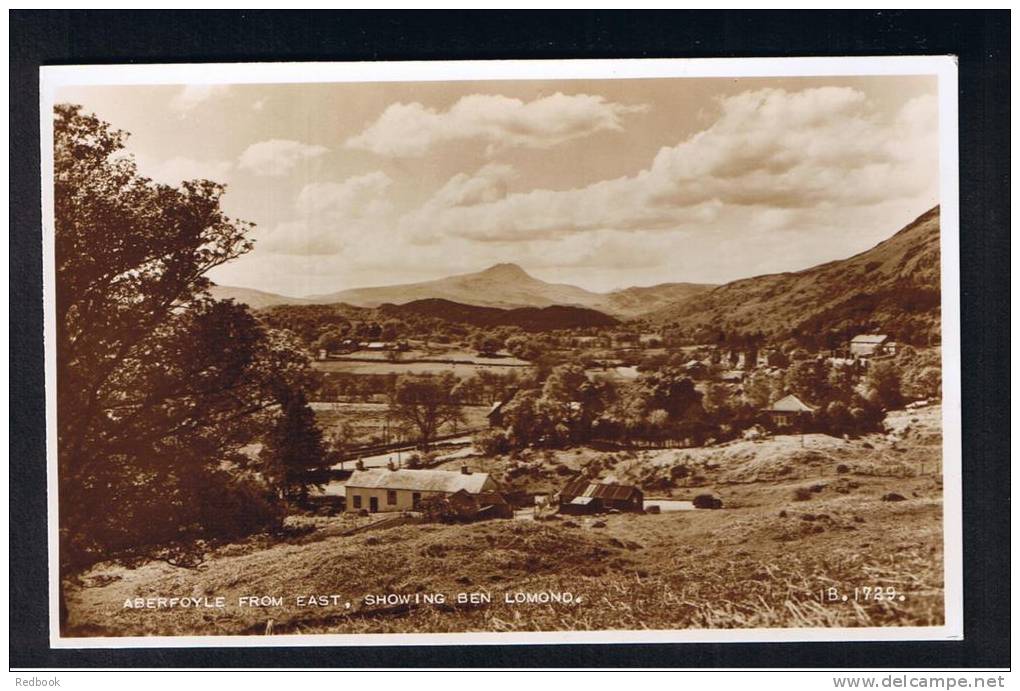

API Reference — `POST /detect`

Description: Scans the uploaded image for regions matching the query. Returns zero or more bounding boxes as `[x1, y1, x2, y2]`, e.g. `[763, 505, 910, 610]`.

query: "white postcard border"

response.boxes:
[39, 55, 963, 649]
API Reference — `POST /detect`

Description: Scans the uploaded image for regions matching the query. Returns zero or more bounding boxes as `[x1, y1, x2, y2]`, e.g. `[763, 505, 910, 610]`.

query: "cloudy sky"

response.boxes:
[58, 75, 939, 296]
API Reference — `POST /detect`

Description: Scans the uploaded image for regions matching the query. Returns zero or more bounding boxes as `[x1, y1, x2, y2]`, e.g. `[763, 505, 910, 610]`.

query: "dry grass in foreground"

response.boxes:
[65, 471, 943, 637]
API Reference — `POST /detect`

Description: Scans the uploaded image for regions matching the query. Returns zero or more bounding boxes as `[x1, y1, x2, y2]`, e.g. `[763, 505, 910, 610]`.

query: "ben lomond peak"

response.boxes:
[477, 262, 532, 279]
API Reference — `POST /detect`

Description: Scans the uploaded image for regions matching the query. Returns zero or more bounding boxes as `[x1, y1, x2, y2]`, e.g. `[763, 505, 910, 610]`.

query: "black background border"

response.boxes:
[9, 10, 1010, 669]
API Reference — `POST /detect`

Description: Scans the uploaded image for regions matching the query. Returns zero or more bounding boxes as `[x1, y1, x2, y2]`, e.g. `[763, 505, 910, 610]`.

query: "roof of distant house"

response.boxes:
[766, 394, 816, 413]
[559, 479, 642, 501]
[850, 334, 888, 344]
[345, 468, 492, 494]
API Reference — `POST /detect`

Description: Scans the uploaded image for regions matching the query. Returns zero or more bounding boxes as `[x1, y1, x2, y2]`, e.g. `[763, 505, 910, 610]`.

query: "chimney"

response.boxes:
[355, 459, 365, 471]
[461, 465, 471, 475]
[387, 461, 396, 471]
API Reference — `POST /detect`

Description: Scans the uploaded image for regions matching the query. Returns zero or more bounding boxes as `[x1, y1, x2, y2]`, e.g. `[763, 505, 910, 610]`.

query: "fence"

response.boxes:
[336, 427, 486, 462]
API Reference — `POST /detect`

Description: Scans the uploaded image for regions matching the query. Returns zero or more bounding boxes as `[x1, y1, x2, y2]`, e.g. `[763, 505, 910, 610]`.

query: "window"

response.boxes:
[352, 495, 362, 509]
[387, 490, 397, 506]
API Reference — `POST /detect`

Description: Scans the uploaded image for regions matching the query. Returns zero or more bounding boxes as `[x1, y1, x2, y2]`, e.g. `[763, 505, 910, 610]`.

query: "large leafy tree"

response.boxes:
[389, 374, 465, 450]
[53, 104, 314, 575]
[637, 368, 704, 421]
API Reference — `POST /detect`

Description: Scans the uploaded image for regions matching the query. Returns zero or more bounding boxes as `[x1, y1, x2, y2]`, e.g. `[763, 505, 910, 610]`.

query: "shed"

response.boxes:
[557, 480, 644, 515]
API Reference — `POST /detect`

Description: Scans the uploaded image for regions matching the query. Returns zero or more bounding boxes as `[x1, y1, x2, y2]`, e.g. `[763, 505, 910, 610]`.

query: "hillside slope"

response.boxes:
[601, 282, 716, 318]
[649, 207, 942, 346]
[208, 285, 310, 310]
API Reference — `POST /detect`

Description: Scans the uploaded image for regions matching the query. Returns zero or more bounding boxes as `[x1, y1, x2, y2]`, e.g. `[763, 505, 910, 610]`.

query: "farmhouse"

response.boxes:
[344, 466, 505, 514]
[762, 393, 816, 430]
[849, 334, 891, 358]
[557, 480, 644, 515]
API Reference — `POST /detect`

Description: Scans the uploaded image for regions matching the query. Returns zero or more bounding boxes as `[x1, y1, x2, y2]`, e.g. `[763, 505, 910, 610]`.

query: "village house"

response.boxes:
[762, 393, 816, 430]
[557, 479, 644, 515]
[344, 466, 507, 516]
[849, 334, 894, 359]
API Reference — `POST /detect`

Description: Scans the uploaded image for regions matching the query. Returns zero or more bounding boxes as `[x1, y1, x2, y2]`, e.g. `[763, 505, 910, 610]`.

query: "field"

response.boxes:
[311, 402, 491, 446]
[64, 406, 944, 637]
[311, 346, 531, 378]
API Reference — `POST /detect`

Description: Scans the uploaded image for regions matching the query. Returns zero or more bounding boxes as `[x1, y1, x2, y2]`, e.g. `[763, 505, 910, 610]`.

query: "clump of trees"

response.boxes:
[388, 373, 465, 450]
[54, 105, 328, 584]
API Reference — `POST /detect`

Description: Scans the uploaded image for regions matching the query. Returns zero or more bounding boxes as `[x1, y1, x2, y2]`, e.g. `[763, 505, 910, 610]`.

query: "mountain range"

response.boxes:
[210, 262, 714, 319]
[211, 205, 941, 343]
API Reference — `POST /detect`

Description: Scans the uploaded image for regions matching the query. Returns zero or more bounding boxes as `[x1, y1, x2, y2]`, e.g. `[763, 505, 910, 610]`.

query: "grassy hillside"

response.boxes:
[649, 207, 942, 346]
[602, 282, 716, 318]
[65, 407, 943, 636]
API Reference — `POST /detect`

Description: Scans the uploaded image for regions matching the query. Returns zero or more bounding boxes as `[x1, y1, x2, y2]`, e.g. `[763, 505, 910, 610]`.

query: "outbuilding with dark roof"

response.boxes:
[557, 480, 644, 515]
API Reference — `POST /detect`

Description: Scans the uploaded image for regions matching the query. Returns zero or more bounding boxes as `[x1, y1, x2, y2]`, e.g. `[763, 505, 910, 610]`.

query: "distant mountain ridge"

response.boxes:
[213, 263, 715, 318]
[211, 207, 939, 340]
[647, 206, 942, 346]
[206, 285, 311, 310]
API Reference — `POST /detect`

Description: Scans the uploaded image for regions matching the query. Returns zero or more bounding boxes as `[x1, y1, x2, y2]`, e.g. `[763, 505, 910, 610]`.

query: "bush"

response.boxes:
[793, 486, 814, 501]
[473, 428, 510, 456]
[669, 464, 691, 480]
[693, 493, 723, 509]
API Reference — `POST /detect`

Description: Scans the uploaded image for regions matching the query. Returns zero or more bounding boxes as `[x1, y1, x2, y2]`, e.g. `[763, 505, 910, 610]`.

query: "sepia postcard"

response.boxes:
[40, 56, 962, 648]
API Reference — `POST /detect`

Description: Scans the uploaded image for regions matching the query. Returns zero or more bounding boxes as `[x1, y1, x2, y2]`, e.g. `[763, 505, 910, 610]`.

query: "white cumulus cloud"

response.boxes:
[398, 88, 939, 245]
[238, 139, 330, 177]
[133, 154, 234, 187]
[259, 171, 393, 256]
[169, 84, 231, 113]
[347, 92, 649, 157]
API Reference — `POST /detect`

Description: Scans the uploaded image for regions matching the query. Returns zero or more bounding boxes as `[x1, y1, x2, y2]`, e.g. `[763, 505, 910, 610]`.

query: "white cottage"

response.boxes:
[344, 467, 501, 513]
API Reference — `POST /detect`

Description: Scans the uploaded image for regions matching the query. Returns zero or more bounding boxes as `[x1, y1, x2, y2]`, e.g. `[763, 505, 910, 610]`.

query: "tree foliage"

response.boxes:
[389, 373, 465, 450]
[260, 386, 331, 503]
[54, 104, 313, 574]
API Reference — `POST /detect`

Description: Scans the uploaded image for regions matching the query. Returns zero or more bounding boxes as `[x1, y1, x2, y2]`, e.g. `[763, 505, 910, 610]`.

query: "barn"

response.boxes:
[557, 480, 644, 515]
[344, 466, 507, 516]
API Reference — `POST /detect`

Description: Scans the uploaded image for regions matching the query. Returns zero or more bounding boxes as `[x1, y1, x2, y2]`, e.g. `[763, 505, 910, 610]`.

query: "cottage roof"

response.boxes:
[851, 334, 888, 344]
[345, 468, 492, 494]
[560, 479, 642, 501]
[767, 394, 816, 413]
